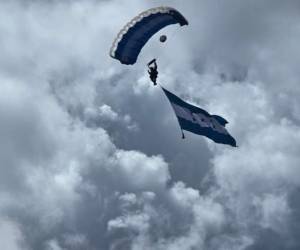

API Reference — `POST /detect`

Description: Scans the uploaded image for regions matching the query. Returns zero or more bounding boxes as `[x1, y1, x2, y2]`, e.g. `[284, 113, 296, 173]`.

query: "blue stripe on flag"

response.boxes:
[162, 87, 236, 147]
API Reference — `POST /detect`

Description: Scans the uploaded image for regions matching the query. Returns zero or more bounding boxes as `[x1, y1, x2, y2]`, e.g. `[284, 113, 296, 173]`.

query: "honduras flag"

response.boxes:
[162, 87, 237, 147]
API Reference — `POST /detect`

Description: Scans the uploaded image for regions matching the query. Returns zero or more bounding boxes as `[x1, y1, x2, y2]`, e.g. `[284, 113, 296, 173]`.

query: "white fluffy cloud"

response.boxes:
[1, 0, 300, 250]
[0, 219, 27, 250]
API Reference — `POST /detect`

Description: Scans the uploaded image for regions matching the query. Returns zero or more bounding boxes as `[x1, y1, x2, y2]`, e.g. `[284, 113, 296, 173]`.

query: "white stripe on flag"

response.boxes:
[172, 103, 228, 135]
[171, 103, 194, 122]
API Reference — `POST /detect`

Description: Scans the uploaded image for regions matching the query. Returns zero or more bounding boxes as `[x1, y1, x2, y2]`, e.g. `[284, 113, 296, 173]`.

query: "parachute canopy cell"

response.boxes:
[110, 6, 188, 65]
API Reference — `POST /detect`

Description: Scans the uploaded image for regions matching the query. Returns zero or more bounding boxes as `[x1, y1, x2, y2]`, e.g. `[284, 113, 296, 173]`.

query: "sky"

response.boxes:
[1, 0, 300, 249]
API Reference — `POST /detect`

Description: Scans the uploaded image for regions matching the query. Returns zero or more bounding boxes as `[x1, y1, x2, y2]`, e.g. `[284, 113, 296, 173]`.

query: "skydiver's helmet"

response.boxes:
[160, 35, 167, 43]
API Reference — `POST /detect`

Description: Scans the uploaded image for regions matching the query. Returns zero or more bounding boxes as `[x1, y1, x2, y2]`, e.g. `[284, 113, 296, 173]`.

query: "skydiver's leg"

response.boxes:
[150, 75, 156, 85]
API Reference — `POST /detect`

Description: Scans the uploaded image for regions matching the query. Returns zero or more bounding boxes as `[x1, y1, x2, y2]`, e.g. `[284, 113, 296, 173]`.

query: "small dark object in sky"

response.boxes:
[160, 35, 167, 43]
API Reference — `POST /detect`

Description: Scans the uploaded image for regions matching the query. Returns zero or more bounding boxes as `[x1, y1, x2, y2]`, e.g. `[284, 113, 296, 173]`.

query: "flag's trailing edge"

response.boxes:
[162, 87, 237, 147]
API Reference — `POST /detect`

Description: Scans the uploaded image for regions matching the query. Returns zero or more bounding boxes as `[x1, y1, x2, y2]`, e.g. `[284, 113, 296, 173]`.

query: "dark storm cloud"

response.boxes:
[1, 0, 300, 250]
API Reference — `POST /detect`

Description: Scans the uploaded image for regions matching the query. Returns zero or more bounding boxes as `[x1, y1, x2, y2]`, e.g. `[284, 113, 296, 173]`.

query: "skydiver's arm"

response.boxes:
[153, 61, 157, 69]
[147, 58, 156, 67]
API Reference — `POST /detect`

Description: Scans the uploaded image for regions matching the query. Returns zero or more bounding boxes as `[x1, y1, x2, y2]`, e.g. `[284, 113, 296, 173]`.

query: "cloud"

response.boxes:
[1, 0, 300, 250]
[0, 218, 27, 250]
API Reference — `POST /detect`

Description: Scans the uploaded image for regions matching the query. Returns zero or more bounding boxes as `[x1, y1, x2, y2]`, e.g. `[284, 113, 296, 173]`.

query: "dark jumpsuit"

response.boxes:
[147, 59, 158, 85]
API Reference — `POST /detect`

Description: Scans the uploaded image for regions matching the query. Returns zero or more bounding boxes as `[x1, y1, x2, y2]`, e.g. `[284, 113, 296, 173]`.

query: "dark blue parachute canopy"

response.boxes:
[110, 7, 188, 65]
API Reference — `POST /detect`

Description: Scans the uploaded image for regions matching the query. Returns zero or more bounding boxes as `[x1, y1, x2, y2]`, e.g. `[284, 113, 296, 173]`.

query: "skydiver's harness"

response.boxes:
[147, 59, 158, 85]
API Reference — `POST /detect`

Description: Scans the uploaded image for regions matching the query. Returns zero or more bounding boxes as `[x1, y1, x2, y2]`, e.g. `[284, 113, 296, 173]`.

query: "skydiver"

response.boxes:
[147, 59, 158, 85]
